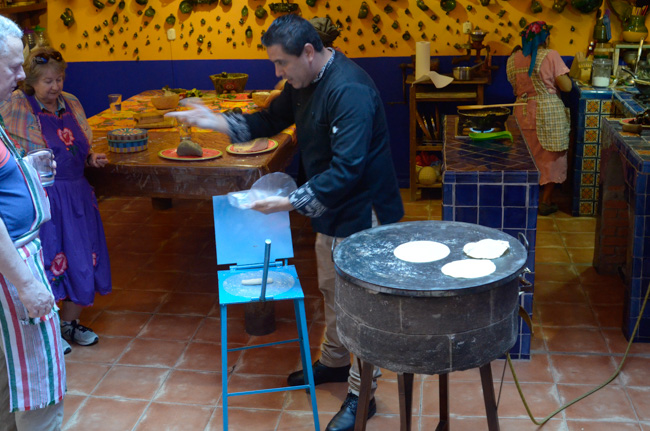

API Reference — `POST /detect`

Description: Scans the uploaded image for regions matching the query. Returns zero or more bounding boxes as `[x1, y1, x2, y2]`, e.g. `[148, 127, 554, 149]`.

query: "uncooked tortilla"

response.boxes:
[463, 239, 510, 259]
[393, 241, 450, 263]
[441, 259, 496, 278]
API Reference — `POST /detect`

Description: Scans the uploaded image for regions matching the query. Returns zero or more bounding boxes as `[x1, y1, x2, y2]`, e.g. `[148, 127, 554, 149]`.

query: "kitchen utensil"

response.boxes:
[622, 50, 640, 68]
[621, 122, 643, 133]
[151, 94, 179, 110]
[452, 62, 483, 81]
[457, 106, 510, 131]
[209, 72, 249, 94]
[457, 103, 526, 110]
[469, 28, 487, 43]
[415, 110, 433, 140]
[634, 38, 645, 76]
[468, 131, 513, 141]
[635, 78, 650, 95]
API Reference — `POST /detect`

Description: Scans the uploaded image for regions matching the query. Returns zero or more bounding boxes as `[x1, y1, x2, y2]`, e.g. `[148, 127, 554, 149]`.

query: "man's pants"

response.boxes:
[315, 231, 381, 397]
[0, 342, 64, 431]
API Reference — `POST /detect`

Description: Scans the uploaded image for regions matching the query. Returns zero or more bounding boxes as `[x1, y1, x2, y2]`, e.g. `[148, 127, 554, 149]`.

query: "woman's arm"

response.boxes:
[0, 218, 55, 318]
[556, 73, 573, 92]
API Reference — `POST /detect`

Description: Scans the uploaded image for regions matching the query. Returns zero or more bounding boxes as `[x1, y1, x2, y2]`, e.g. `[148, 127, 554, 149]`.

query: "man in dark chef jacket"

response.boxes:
[167, 14, 403, 431]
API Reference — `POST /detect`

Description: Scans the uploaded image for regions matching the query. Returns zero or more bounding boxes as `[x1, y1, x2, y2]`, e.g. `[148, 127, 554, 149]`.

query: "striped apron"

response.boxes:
[0, 126, 65, 412]
[507, 48, 570, 152]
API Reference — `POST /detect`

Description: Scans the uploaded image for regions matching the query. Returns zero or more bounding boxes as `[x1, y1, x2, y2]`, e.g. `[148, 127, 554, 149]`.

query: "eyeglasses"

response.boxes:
[32, 51, 63, 65]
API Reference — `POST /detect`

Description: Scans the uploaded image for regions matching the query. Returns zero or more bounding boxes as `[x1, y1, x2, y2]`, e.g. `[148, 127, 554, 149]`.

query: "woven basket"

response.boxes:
[210, 73, 248, 94]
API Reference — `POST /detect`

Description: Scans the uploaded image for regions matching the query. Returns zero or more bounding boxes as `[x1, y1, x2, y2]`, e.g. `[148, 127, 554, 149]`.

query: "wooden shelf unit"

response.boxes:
[0, 1, 47, 29]
[612, 41, 650, 76]
[407, 74, 489, 200]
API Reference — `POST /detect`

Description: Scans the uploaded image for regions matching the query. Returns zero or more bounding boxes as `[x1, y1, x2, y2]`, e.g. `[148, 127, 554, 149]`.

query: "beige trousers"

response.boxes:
[0, 343, 64, 431]
[314, 213, 381, 396]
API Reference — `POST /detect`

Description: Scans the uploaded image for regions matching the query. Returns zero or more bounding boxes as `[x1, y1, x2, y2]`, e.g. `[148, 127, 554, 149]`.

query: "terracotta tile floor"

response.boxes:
[60, 189, 650, 431]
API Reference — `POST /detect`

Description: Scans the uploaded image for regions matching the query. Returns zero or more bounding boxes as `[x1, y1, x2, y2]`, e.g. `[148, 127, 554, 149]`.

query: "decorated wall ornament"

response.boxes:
[269, 1, 299, 13]
[60, 8, 74, 27]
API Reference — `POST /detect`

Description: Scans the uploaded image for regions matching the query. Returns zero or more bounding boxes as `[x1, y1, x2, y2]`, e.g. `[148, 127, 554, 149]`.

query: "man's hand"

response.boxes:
[17, 278, 55, 318]
[249, 196, 294, 214]
[165, 99, 229, 132]
[88, 152, 108, 168]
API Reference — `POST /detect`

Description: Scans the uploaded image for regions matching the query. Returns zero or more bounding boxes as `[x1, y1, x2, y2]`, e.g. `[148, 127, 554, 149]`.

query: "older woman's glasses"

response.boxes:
[33, 51, 63, 65]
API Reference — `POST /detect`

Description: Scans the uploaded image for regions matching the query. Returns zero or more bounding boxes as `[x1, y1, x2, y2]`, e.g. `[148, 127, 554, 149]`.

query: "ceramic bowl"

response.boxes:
[210, 73, 249, 94]
[151, 94, 180, 110]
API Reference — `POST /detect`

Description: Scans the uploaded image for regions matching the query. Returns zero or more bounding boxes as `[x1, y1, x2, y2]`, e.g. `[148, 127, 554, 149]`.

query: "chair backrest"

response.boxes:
[212, 195, 294, 266]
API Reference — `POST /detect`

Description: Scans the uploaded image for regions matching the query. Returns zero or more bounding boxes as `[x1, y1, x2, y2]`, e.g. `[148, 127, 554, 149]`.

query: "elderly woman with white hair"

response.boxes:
[0, 15, 66, 431]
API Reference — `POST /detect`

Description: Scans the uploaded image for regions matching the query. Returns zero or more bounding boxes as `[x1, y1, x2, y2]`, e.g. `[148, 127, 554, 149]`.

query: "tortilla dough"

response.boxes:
[463, 239, 510, 259]
[441, 259, 496, 279]
[393, 241, 450, 263]
[241, 278, 274, 285]
[233, 137, 269, 153]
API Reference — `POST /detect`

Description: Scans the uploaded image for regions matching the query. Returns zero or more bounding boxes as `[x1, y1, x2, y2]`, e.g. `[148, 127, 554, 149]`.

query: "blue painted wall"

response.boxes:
[64, 55, 572, 187]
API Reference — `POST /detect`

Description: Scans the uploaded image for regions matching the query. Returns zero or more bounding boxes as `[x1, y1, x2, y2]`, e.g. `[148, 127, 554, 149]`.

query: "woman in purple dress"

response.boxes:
[0, 47, 111, 354]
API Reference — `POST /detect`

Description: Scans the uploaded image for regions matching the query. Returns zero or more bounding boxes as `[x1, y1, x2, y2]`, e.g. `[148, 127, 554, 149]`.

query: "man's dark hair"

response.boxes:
[261, 14, 324, 57]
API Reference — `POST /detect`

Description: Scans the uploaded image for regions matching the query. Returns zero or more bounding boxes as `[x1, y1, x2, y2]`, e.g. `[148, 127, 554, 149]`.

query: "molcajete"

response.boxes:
[333, 221, 527, 375]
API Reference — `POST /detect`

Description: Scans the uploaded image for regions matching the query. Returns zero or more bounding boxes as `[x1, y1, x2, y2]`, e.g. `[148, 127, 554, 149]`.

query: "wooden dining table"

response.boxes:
[85, 90, 297, 207]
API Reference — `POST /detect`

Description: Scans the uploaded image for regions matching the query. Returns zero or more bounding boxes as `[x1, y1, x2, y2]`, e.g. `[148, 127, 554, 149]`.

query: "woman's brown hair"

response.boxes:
[22, 46, 66, 96]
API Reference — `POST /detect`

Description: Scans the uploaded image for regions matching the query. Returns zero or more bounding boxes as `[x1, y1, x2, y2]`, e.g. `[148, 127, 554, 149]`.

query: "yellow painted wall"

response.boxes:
[45, 0, 624, 62]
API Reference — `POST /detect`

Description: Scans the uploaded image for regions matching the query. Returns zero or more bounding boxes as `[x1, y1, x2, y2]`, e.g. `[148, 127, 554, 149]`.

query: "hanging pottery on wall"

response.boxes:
[269, 1, 299, 13]
[60, 8, 74, 27]
[571, 0, 603, 14]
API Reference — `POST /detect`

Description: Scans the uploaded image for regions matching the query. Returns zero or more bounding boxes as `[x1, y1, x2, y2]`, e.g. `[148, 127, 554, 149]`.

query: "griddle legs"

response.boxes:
[437, 373, 449, 431]
[479, 363, 500, 431]
[354, 360, 500, 431]
[354, 358, 374, 431]
[398, 373, 414, 431]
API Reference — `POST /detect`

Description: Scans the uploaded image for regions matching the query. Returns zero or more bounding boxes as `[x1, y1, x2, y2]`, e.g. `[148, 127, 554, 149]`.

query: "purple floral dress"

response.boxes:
[26, 94, 111, 306]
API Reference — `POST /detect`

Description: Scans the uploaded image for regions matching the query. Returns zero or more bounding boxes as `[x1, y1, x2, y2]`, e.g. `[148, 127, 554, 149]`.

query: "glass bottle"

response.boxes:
[23, 29, 36, 51]
[593, 18, 609, 43]
[33, 25, 49, 47]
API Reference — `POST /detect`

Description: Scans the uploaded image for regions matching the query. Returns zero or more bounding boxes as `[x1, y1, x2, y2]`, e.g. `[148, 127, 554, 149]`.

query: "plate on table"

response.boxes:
[226, 139, 278, 155]
[158, 148, 222, 161]
[619, 118, 650, 129]
[217, 93, 253, 102]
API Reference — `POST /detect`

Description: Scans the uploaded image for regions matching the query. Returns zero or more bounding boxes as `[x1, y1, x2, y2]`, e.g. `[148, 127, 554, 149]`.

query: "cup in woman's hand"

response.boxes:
[26, 148, 55, 187]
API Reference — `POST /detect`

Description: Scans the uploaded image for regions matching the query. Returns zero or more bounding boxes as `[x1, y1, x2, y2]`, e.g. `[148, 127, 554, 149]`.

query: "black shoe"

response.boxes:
[325, 393, 376, 431]
[538, 202, 558, 216]
[287, 360, 350, 386]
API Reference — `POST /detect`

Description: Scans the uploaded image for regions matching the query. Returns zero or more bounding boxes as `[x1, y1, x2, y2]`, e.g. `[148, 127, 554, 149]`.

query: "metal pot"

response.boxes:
[457, 106, 511, 131]
[636, 79, 650, 96]
[452, 62, 484, 81]
[453, 66, 473, 80]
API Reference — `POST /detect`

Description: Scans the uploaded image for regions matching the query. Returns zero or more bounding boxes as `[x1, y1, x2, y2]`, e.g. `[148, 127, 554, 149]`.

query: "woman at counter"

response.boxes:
[0, 47, 111, 354]
[506, 21, 572, 216]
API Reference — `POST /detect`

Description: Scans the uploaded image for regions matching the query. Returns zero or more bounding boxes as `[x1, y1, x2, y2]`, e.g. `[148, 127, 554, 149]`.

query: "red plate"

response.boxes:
[226, 139, 279, 155]
[619, 118, 650, 129]
[158, 148, 222, 161]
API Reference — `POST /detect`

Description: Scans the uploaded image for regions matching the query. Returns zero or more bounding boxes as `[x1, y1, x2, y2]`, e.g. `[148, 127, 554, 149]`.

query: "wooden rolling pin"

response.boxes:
[457, 103, 527, 110]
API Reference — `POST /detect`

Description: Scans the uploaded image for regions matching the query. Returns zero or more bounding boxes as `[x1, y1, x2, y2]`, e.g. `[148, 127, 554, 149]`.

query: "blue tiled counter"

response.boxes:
[569, 83, 613, 217]
[612, 87, 644, 118]
[442, 116, 538, 359]
[597, 119, 650, 341]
